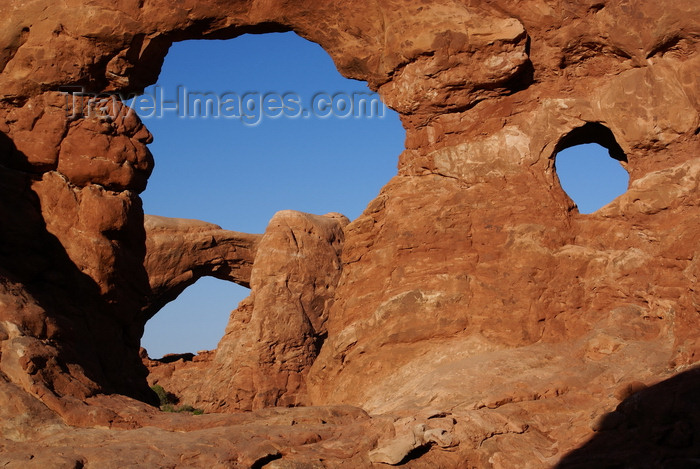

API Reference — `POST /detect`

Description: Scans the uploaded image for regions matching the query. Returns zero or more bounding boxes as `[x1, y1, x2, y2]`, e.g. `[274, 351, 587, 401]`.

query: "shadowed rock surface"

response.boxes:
[0, 0, 699, 467]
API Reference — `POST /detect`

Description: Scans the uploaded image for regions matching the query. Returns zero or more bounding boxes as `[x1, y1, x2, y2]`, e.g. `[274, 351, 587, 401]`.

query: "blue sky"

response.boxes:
[138, 33, 405, 357]
[137, 32, 629, 358]
[556, 143, 629, 214]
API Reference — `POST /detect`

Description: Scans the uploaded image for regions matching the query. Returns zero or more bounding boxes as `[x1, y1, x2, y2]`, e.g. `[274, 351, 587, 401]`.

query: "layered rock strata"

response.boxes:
[0, 0, 698, 467]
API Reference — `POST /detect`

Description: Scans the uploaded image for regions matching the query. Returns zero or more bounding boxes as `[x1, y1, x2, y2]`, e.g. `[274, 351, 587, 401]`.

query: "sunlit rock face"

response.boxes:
[1, 0, 699, 467]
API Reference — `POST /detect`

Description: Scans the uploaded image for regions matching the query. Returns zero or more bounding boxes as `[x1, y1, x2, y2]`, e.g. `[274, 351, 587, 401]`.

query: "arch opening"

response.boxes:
[136, 32, 404, 358]
[142, 278, 248, 359]
[554, 124, 629, 214]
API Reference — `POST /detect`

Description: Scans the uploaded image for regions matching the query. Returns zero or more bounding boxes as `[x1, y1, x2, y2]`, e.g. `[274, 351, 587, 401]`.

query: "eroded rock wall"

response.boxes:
[0, 0, 698, 467]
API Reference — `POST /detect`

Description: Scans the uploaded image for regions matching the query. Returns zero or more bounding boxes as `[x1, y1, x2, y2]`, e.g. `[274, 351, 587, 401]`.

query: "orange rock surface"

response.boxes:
[0, 0, 698, 467]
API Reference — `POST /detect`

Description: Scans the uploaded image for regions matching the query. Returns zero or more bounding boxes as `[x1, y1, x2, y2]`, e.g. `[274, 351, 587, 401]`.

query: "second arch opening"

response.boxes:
[554, 123, 629, 214]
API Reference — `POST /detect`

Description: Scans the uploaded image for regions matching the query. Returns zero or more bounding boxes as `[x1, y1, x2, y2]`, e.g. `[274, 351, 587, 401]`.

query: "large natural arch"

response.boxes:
[137, 32, 404, 375]
[1, 1, 698, 467]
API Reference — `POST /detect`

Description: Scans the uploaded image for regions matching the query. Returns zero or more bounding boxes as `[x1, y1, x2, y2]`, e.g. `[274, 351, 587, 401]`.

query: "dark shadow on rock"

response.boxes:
[554, 122, 627, 163]
[0, 131, 157, 406]
[556, 367, 700, 469]
[155, 353, 195, 364]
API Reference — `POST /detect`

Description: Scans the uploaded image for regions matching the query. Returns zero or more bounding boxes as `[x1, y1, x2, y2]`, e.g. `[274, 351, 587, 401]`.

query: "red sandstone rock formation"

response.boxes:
[0, 0, 699, 467]
[148, 210, 348, 411]
[143, 214, 260, 319]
